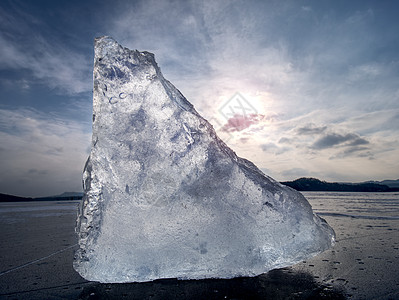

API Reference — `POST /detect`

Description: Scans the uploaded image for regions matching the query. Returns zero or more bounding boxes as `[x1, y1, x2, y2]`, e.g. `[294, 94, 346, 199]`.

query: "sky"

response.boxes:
[1, 0, 399, 197]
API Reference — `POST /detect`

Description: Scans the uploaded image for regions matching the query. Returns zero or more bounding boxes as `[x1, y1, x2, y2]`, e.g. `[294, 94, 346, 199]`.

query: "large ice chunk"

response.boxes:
[73, 36, 335, 283]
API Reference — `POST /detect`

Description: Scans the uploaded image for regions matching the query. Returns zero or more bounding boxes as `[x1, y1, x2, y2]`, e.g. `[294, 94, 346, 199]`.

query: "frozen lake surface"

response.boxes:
[0, 192, 398, 299]
[306, 191, 399, 219]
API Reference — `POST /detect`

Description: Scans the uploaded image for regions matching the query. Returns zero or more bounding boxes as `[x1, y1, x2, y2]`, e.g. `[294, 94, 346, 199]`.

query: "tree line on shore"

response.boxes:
[281, 177, 399, 192]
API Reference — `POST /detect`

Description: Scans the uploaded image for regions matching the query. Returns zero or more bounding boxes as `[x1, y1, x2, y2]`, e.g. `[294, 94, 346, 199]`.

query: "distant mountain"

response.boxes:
[281, 177, 399, 192]
[0, 192, 83, 202]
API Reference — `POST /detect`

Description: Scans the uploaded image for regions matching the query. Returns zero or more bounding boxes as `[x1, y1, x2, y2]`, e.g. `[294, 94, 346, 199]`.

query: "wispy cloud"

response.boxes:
[330, 146, 373, 160]
[0, 5, 91, 94]
[312, 133, 369, 150]
[296, 124, 327, 135]
[260, 142, 290, 155]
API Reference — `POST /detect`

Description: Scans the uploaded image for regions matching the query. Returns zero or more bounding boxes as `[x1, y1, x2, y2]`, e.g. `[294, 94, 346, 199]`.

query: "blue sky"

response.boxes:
[1, 0, 399, 197]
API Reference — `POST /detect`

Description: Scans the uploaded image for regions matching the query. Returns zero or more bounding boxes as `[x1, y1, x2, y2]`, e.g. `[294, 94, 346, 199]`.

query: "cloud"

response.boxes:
[312, 132, 369, 150]
[341, 109, 399, 135]
[347, 63, 382, 82]
[345, 8, 374, 25]
[260, 142, 290, 155]
[330, 146, 373, 160]
[278, 137, 292, 144]
[296, 123, 327, 135]
[0, 108, 91, 197]
[347, 137, 369, 147]
[260, 142, 278, 151]
[0, 6, 91, 94]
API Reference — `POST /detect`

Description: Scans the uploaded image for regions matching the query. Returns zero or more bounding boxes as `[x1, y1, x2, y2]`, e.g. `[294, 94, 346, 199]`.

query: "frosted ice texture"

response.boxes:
[74, 36, 335, 283]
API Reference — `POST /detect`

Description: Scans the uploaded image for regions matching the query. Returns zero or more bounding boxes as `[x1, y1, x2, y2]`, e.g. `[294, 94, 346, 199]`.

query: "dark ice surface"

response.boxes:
[0, 192, 398, 299]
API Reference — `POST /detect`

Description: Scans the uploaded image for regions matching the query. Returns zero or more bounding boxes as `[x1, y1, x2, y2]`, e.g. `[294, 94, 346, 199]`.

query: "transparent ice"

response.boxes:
[73, 36, 335, 283]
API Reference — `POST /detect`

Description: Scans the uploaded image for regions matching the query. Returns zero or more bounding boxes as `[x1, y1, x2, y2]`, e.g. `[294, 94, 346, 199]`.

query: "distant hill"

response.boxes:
[281, 177, 399, 192]
[365, 179, 399, 188]
[0, 192, 83, 202]
[0, 193, 33, 202]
